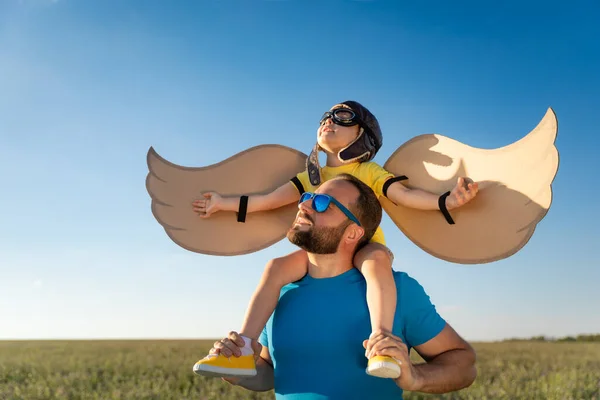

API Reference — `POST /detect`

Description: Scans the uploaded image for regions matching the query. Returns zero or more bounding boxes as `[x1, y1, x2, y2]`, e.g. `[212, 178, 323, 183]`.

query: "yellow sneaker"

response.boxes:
[366, 355, 401, 379]
[193, 352, 257, 378]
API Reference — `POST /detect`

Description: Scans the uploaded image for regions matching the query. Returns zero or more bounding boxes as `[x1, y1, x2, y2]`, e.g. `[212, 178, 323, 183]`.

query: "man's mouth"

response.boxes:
[295, 213, 313, 226]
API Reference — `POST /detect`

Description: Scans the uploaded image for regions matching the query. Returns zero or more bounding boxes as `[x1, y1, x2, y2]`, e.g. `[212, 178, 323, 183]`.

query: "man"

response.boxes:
[204, 174, 477, 399]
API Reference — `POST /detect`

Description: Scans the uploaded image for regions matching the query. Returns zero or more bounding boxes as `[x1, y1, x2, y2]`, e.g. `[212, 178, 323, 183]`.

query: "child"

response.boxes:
[191, 101, 478, 379]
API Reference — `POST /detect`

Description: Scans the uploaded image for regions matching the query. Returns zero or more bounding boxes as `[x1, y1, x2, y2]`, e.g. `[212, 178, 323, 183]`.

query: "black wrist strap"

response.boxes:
[237, 195, 248, 223]
[382, 175, 408, 198]
[438, 191, 455, 225]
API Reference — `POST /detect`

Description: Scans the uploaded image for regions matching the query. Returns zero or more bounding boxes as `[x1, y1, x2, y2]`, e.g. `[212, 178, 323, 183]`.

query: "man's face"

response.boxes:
[316, 104, 361, 154]
[286, 180, 359, 254]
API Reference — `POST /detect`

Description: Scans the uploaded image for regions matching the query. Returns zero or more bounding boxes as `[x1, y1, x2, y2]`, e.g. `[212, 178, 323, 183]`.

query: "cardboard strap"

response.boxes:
[237, 195, 249, 223]
[438, 191, 455, 225]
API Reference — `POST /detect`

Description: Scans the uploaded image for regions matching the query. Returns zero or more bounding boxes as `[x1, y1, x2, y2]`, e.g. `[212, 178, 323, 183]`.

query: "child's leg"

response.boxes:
[193, 249, 308, 378]
[353, 242, 396, 334]
[239, 249, 309, 340]
[353, 242, 400, 379]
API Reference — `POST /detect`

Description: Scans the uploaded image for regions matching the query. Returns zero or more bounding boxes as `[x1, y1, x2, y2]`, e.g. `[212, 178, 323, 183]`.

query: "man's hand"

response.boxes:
[208, 331, 262, 385]
[192, 192, 223, 218]
[363, 330, 423, 391]
[446, 177, 479, 210]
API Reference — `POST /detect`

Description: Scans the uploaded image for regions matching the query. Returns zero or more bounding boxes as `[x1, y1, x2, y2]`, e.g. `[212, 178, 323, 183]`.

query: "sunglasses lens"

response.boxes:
[312, 194, 330, 212]
[299, 192, 311, 203]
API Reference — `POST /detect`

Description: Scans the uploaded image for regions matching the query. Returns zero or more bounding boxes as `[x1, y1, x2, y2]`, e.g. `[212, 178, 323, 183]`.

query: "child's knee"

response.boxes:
[264, 251, 308, 284]
[355, 243, 394, 269]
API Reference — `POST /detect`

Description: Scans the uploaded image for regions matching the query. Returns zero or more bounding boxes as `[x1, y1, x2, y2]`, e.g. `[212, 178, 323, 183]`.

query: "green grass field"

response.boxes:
[1, 340, 599, 399]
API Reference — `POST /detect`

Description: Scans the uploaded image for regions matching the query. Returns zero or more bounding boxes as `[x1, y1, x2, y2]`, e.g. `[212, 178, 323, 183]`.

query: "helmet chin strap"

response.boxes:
[306, 128, 368, 187]
[307, 142, 322, 186]
[338, 128, 370, 163]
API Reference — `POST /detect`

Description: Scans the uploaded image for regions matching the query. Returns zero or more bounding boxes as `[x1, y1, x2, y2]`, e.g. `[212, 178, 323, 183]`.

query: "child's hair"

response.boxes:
[333, 173, 382, 246]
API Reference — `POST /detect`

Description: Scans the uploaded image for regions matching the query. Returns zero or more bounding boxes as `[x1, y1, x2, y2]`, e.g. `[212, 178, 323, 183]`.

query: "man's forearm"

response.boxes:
[407, 348, 477, 394]
[232, 357, 274, 392]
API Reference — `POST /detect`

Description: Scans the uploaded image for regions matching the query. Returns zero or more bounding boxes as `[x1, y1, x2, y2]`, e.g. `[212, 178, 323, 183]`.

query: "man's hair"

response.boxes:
[333, 173, 382, 247]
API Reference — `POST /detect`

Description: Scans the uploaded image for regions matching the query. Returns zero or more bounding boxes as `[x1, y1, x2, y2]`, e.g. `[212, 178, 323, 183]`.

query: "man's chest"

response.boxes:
[267, 286, 373, 363]
[263, 283, 408, 399]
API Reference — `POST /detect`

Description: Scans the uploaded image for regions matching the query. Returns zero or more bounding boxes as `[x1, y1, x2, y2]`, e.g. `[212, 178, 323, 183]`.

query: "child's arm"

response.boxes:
[385, 177, 478, 211]
[193, 181, 301, 218]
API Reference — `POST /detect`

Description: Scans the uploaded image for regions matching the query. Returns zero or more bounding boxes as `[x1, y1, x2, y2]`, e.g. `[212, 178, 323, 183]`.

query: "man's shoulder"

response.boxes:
[277, 270, 428, 299]
[392, 270, 447, 347]
[391, 270, 416, 286]
[391, 270, 430, 297]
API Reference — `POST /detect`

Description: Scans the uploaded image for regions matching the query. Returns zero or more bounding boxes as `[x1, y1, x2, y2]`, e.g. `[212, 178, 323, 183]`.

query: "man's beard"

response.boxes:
[286, 220, 351, 254]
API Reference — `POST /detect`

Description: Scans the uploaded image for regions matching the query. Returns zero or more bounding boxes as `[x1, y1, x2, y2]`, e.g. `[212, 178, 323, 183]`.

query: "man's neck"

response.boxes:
[306, 251, 354, 279]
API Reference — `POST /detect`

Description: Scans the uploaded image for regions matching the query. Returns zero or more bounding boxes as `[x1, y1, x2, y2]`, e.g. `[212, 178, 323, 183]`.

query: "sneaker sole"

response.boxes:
[193, 364, 257, 378]
[366, 361, 401, 379]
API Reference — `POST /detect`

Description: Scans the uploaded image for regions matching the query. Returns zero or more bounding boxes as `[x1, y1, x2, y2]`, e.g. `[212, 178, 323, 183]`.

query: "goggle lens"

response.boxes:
[319, 108, 358, 126]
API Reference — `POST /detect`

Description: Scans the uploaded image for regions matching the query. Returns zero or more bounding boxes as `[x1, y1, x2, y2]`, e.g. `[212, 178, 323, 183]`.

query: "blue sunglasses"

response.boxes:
[299, 192, 361, 227]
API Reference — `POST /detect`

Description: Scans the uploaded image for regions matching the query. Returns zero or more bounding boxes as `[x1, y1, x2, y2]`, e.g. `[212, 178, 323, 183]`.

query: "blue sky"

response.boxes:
[1, 0, 598, 342]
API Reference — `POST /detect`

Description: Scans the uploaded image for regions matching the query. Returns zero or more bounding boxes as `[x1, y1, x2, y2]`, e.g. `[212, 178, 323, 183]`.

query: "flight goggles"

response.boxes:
[299, 192, 361, 227]
[319, 108, 362, 127]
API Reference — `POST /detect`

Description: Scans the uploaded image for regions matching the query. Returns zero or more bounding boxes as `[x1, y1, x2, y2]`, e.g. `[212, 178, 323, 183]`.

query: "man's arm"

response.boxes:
[363, 272, 476, 395]
[409, 323, 477, 394]
[225, 345, 274, 392]
[363, 326, 476, 395]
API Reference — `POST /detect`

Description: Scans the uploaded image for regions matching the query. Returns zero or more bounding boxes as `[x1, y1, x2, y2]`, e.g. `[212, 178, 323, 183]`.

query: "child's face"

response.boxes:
[316, 104, 361, 154]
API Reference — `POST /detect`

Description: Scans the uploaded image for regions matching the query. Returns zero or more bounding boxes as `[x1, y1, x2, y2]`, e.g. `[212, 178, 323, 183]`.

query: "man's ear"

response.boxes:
[344, 225, 365, 245]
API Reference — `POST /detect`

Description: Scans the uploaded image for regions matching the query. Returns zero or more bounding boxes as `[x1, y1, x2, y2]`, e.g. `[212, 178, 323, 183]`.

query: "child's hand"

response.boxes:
[209, 331, 263, 385]
[192, 192, 223, 218]
[446, 177, 479, 210]
[363, 329, 421, 391]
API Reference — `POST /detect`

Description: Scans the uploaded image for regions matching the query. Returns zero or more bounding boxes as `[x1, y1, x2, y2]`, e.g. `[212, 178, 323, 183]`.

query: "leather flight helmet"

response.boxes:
[306, 100, 383, 186]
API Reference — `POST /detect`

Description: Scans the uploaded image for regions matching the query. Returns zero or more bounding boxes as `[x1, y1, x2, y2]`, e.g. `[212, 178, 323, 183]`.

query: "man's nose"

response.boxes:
[298, 198, 312, 213]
